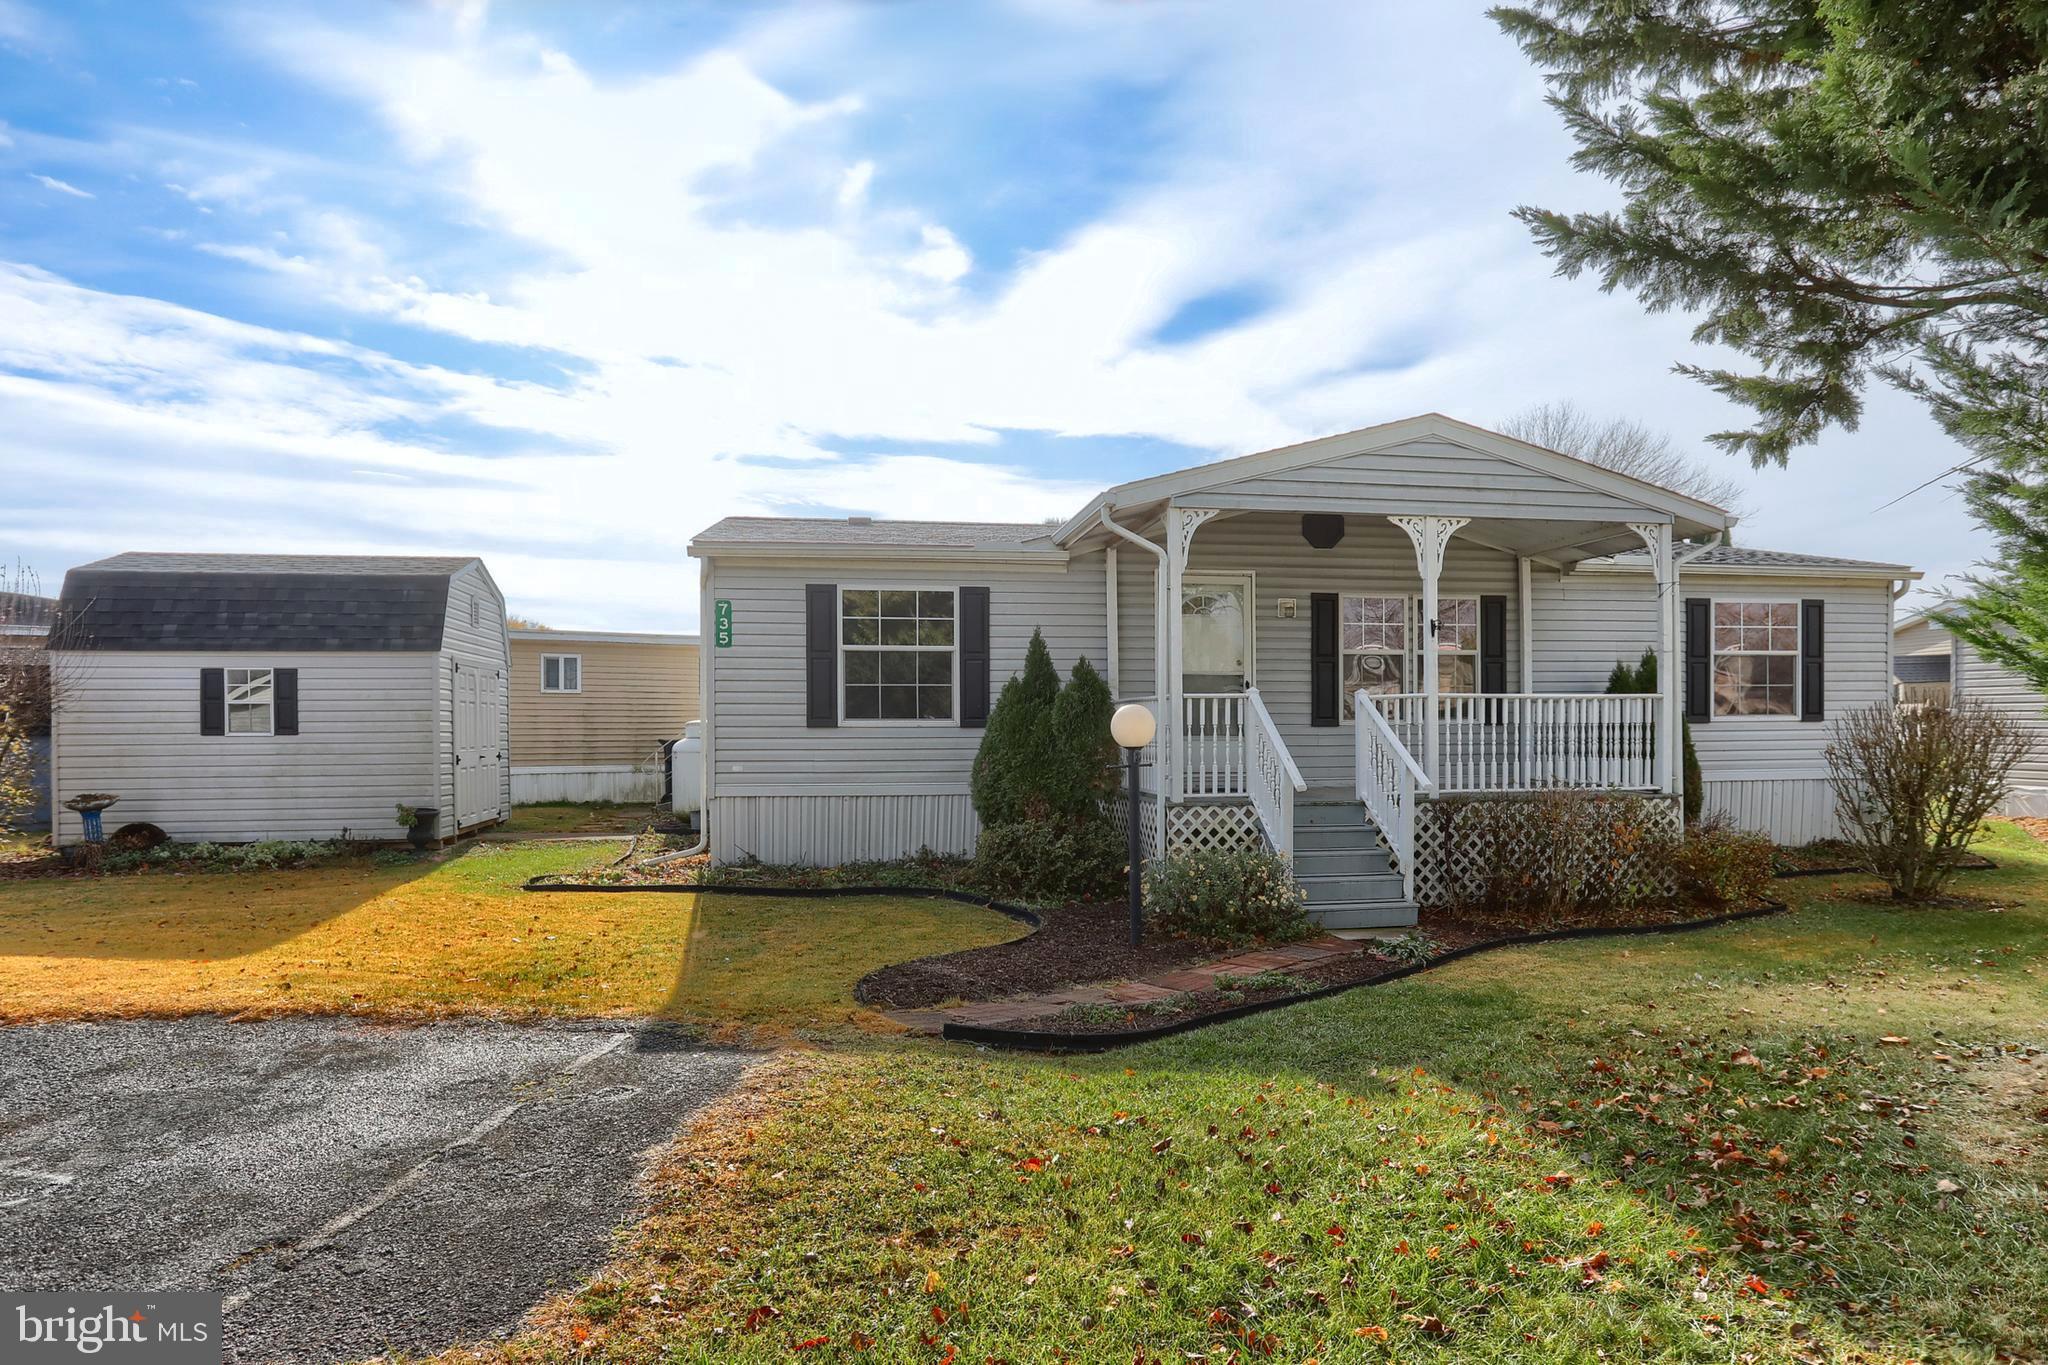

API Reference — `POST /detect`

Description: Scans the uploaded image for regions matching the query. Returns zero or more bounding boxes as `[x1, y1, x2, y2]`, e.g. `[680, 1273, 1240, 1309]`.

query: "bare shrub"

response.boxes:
[1825, 701, 2028, 901]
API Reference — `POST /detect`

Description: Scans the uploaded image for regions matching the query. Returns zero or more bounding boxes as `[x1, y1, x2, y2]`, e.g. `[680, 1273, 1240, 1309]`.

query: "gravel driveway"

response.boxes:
[0, 1016, 752, 1363]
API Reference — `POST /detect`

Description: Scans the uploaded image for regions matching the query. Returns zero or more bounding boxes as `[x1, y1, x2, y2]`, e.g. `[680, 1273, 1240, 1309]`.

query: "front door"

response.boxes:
[1181, 574, 1254, 693]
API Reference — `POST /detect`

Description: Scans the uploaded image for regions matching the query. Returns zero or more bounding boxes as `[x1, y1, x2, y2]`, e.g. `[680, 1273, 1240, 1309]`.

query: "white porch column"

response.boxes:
[1165, 505, 1220, 800]
[1628, 521, 1678, 796]
[1392, 515, 1469, 786]
[1516, 555, 1535, 693]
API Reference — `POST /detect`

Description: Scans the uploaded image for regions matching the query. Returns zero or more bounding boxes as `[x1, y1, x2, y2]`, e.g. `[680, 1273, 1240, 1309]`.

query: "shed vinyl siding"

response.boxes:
[1893, 617, 1953, 657]
[1952, 635, 2048, 814]
[49, 650, 437, 844]
[1182, 437, 1658, 522]
[706, 554, 1108, 798]
[509, 638, 700, 767]
[1531, 568, 1896, 838]
[1181, 514, 1520, 791]
[437, 563, 512, 829]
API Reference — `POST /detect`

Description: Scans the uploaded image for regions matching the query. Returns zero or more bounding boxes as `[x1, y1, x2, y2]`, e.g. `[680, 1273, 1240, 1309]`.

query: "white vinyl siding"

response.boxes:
[438, 563, 513, 830]
[1531, 568, 1897, 840]
[1185, 435, 1658, 522]
[50, 650, 438, 844]
[1952, 633, 2048, 814]
[706, 555, 1108, 800]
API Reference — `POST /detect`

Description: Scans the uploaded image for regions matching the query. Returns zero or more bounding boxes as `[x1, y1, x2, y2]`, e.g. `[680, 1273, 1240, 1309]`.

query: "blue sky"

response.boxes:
[0, 0, 1984, 628]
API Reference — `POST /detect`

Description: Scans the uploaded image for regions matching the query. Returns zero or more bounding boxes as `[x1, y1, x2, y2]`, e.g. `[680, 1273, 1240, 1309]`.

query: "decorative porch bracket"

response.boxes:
[1165, 506, 1222, 801]
[1626, 521, 1679, 797]
[1389, 514, 1469, 786]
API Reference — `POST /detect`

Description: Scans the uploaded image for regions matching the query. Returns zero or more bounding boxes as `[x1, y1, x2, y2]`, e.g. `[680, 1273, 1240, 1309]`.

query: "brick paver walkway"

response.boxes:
[885, 932, 1369, 1036]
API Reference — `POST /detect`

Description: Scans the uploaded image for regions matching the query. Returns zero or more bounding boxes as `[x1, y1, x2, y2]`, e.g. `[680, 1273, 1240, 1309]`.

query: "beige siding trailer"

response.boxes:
[508, 629, 700, 803]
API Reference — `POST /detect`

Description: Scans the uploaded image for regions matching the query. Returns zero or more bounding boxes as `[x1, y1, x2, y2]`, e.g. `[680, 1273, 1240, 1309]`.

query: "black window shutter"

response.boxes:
[805, 584, 837, 728]
[1479, 596, 1507, 693]
[199, 667, 225, 735]
[1684, 598, 1711, 723]
[274, 668, 300, 736]
[1801, 599, 1825, 721]
[1309, 592, 1338, 727]
[959, 587, 991, 728]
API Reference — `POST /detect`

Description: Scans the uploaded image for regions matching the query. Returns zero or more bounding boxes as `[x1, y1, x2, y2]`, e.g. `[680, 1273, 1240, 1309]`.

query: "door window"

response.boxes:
[1182, 579, 1251, 686]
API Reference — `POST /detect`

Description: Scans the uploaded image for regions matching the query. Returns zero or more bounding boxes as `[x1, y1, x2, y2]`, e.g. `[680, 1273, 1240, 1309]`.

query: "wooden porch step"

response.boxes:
[1293, 845, 1393, 877]
[1298, 870, 1409, 906]
[1294, 801, 1375, 830]
[1309, 900, 1419, 930]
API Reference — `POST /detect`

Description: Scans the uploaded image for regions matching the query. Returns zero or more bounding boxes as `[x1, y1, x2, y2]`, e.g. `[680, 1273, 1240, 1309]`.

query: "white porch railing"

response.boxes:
[1244, 687, 1306, 857]
[1370, 692, 1662, 794]
[1181, 692, 1247, 796]
[1353, 688, 1430, 903]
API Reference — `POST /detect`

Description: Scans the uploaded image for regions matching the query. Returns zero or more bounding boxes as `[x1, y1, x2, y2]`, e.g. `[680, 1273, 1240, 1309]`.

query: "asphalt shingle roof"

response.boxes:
[692, 516, 1059, 549]
[53, 554, 469, 652]
[77, 552, 477, 575]
[1602, 544, 1912, 572]
[1894, 654, 1953, 684]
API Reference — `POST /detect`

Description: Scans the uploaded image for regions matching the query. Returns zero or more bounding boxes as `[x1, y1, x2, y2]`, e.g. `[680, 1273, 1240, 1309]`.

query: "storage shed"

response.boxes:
[48, 553, 509, 845]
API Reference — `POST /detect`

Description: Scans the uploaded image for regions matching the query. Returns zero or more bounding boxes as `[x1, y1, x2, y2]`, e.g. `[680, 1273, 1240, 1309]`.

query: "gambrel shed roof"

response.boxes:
[53, 552, 485, 652]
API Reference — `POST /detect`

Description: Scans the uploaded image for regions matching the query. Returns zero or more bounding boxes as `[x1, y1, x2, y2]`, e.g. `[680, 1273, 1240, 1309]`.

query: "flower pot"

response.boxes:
[405, 807, 439, 850]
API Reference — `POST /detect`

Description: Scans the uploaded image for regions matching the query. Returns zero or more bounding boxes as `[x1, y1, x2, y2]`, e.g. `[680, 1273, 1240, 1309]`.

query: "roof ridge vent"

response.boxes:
[846, 515, 873, 525]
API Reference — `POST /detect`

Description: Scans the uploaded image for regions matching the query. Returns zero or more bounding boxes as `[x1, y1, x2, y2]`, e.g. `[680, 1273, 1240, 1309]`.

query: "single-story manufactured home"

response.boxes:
[687, 413, 1918, 925]
[1894, 610, 2048, 815]
[509, 627, 701, 803]
[48, 553, 510, 845]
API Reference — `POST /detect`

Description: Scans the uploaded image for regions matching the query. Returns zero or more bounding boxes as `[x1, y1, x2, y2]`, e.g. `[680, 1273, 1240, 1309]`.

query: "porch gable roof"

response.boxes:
[1052, 413, 1732, 559]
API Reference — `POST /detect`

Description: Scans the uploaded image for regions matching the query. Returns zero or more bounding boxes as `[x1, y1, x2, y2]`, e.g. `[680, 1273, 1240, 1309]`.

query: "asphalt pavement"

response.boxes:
[0, 1016, 752, 1363]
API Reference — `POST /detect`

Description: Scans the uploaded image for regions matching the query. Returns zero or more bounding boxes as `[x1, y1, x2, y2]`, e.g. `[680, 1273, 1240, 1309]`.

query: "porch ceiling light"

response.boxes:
[1111, 702, 1157, 750]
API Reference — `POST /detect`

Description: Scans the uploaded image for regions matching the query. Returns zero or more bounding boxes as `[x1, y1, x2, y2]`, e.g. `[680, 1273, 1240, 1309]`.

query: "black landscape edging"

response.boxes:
[941, 899, 1792, 1054]
[521, 875, 1045, 931]
[1773, 854, 1996, 880]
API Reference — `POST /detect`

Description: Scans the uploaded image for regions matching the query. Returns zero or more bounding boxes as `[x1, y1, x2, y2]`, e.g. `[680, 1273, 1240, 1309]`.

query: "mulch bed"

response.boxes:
[959, 899, 1788, 1050]
[1773, 838, 1994, 878]
[855, 903, 1215, 1009]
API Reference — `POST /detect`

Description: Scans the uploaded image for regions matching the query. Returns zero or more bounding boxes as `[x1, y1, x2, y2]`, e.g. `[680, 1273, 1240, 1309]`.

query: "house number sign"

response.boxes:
[713, 599, 733, 648]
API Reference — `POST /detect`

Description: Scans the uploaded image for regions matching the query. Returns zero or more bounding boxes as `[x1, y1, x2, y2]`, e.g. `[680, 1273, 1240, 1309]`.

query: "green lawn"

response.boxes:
[499, 802, 661, 835]
[0, 841, 1018, 1038]
[465, 823, 2048, 1364]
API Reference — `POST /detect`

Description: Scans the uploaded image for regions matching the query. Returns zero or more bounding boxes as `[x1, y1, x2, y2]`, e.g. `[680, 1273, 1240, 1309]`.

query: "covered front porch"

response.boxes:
[1051, 416, 1731, 917]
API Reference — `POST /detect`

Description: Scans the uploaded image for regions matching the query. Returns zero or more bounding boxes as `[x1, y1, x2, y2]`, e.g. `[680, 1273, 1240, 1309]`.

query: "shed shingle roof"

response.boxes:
[54, 553, 472, 652]
[76, 552, 477, 575]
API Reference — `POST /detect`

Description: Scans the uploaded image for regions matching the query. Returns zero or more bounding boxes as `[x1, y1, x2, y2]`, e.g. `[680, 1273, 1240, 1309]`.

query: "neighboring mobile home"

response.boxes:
[48, 553, 509, 845]
[688, 414, 1918, 925]
[508, 628, 701, 803]
[1893, 611, 2048, 815]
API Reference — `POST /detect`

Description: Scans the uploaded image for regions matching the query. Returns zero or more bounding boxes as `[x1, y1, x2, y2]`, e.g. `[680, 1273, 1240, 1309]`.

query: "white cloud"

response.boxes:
[28, 172, 93, 199]
[2, 3, 1990, 627]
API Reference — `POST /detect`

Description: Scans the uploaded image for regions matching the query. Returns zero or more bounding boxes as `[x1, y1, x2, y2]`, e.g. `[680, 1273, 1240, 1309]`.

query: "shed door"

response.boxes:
[454, 666, 504, 828]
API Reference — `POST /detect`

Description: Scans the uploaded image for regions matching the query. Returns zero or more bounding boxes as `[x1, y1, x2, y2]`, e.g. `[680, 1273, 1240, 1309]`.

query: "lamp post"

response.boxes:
[1110, 702, 1157, 947]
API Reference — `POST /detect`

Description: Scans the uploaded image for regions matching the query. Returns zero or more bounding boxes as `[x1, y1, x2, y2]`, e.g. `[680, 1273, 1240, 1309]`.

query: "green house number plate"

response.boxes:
[713, 599, 733, 648]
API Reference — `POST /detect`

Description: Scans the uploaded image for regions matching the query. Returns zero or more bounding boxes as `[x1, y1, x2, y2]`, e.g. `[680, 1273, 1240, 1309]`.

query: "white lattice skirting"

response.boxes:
[1112, 795, 1266, 860]
[1411, 792, 1681, 909]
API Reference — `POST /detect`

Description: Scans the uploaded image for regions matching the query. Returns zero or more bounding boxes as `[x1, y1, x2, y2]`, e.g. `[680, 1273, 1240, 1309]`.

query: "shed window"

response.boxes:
[226, 667, 274, 735]
[1712, 601, 1798, 716]
[841, 588, 955, 721]
[541, 654, 582, 693]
